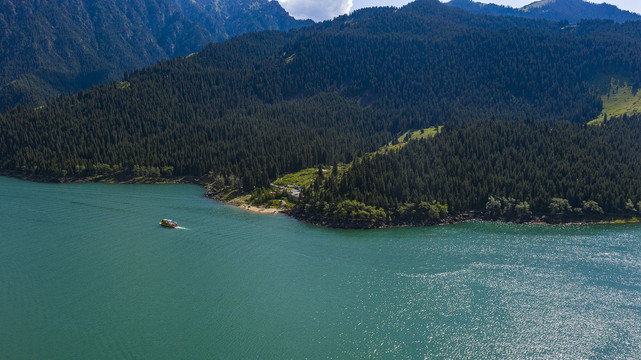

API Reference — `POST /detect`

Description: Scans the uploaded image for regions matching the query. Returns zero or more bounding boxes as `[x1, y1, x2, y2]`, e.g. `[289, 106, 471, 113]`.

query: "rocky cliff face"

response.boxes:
[174, 0, 312, 41]
[0, 0, 311, 112]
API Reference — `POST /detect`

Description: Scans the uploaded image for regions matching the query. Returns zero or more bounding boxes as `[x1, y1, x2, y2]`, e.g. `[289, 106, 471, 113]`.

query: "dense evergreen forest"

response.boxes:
[295, 117, 641, 227]
[0, 0, 311, 111]
[2, 0, 641, 193]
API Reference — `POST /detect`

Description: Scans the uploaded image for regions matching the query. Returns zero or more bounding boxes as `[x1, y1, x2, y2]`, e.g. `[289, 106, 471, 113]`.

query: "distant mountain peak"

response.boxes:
[446, 0, 641, 23]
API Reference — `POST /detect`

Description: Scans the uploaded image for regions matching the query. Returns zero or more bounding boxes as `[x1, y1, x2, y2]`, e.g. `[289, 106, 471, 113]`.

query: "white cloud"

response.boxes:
[277, 0, 354, 21]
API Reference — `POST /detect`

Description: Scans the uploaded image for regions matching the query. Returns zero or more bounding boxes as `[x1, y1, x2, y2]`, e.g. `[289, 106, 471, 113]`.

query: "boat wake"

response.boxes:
[175, 226, 189, 230]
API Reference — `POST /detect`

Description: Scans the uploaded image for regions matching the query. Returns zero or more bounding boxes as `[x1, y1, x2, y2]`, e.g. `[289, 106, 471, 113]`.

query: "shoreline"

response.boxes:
[289, 212, 641, 229]
[235, 204, 284, 215]
[2, 172, 639, 228]
[0, 170, 200, 185]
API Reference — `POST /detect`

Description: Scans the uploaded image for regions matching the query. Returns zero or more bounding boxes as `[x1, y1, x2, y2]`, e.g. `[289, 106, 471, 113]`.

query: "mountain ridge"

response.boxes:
[446, 0, 641, 23]
[0, 0, 312, 112]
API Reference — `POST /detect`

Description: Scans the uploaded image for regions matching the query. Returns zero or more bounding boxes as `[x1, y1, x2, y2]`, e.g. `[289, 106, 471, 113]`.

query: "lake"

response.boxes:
[1, 176, 640, 359]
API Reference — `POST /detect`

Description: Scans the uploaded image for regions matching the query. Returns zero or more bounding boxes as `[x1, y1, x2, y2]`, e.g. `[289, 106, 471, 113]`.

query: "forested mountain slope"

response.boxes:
[296, 117, 641, 227]
[446, 0, 641, 24]
[2, 0, 641, 189]
[0, 0, 311, 111]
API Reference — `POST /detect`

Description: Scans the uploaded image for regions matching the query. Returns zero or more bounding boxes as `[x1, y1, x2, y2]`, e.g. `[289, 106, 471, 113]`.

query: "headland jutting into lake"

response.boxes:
[3, 168, 640, 230]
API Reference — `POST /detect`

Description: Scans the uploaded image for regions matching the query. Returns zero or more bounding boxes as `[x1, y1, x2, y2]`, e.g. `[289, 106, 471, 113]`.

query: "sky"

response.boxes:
[275, 0, 641, 22]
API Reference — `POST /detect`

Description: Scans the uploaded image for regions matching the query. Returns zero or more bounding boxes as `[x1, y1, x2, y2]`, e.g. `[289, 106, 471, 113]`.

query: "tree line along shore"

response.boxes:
[11, 117, 641, 229]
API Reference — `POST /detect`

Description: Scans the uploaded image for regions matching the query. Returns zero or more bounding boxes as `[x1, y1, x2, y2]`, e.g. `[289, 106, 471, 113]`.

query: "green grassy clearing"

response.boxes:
[589, 79, 641, 125]
[273, 164, 347, 185]
[117, 81, 131, 89]
[268, 126, 441, 192]
[284, 53, 296, 64]
[274, 167, 322, 188]
[228, 194, 251, 205]
[378, 126, 442, 154]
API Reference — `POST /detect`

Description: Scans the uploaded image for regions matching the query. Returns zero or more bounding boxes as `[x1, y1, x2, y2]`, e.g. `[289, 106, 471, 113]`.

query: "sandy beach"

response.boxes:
[237, 204, 282, 215]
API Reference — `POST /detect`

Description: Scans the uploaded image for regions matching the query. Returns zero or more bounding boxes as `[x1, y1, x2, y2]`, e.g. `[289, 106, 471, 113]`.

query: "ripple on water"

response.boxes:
[387, 251, 641, 359]
[2, 177, 641, 359]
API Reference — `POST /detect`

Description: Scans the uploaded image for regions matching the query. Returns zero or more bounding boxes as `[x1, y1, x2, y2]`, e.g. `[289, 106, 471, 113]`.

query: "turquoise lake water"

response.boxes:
[1, 176, 640, 359]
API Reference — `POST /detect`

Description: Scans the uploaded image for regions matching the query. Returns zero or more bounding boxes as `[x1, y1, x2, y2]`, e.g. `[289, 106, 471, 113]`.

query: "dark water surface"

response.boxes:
[1, 176, 640, 359]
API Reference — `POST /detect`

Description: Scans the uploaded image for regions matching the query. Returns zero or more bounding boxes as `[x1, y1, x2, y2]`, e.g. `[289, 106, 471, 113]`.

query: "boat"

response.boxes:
[160, 218, 178, 228]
